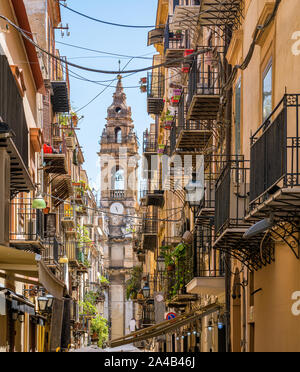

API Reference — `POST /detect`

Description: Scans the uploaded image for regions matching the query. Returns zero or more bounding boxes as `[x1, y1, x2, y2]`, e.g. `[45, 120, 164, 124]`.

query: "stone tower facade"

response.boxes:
[99, 76, 139, 341]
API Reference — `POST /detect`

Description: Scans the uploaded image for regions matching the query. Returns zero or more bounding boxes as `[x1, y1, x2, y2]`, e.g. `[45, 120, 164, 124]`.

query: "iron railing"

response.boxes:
[187, 50, 223, 108]
[147, 72, 164, 100]
[43, 237, 63, 265]
[143, 131, 157, 153]
[250, 94, 300, 208]
[164, 17, 191, 53]
[214, 157, 250, 236]
[0, 55, 29, 167]
[142, 215, 158, 234]
[192, 225, 225, 278]
[10, 199, 44, 242]
[100, 134, 136, 145]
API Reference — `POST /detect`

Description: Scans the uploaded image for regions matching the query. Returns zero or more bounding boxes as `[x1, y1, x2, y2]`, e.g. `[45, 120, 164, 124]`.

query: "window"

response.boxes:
[115, 128, 122, 144]
[262, 61, 272, 121]
[235, 78, 241, 155]
[113, 167, 125, 190]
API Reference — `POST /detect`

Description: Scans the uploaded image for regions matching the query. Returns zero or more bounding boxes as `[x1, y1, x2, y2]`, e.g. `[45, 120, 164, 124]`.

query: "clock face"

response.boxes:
[155, 294, 164, 303]
[110, 202, 124, 216]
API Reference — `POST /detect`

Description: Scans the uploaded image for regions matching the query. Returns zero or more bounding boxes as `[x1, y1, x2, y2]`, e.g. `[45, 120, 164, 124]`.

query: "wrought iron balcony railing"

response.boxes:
[187, 50, 223, 120]
[43, 237, 63, 266]
[249, 94, 300, 213]
[192, 225, 225, 278]
[143, 131, 157, 154]
[10, 198, 44, 252]
[214, 156, 250, 237]
[147, 72, 165, 115]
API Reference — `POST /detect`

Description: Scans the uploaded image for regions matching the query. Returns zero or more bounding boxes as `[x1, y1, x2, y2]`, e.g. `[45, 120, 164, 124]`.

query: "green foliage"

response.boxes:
[99, 275, 110, 285]
[126, 266, 142, 300]
[79, 300, 97, 316]
[90, 315, 109, 348]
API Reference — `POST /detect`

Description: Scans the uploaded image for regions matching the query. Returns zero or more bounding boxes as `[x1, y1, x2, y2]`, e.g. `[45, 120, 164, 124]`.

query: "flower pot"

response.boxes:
[184, 49, 195, 57]
[182, 67, 190, 73]
[43, 207, 50, 215]
[140, 77, 147, 84]
[91, 332, 99, 342]
[167, 264, 175, 272]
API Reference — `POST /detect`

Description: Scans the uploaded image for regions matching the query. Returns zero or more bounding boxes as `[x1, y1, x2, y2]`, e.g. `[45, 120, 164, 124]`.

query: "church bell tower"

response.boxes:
[99, 76, 139, 340]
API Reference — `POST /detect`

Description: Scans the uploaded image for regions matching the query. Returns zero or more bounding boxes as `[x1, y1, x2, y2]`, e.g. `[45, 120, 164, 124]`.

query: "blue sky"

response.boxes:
[56, 0, 158, 195]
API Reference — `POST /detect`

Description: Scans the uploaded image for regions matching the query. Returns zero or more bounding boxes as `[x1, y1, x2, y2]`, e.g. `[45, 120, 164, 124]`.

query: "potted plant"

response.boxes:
[140, 85, 147, 93]
[140, 77, 147, 84]
[175, 30, 183, 39]
[90, 315, 109, 348]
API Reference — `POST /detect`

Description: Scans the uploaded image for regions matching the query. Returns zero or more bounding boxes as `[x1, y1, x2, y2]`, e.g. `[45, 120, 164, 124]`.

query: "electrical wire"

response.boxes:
[0, 14, 210, 75]
[59, 1, 201, 29]
[55, 40, 154, 60]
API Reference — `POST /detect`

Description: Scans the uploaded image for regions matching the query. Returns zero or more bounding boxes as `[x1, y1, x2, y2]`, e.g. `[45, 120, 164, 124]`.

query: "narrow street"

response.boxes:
[0, 0, 299, 354]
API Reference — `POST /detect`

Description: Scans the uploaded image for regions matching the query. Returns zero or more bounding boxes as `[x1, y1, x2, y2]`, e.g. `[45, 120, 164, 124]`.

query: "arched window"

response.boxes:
[115, 128, 122, 144]
[113, 167, 125, 190]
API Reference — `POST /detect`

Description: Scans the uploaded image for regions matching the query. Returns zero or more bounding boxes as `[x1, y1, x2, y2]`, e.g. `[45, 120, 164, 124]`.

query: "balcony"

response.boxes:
[198, 0, 243, 30]
[0, 55, 34, 198]
[186, 226, 225, 296]
[147, 72, 164, 115]
[43, 237, 63, 268]
[61, 205, 76, 229]
[101, 190, 136, 200]
[213, 157, 273, 270]
[100, 134, 136, 145]
[10, 198, 44, 253]
[144, 190, 165, 208]
[51, 57, 70, 113]
[187, 51, 223, 120]
[142, 211, 158, 251]
[175, 93, 213, 153]
[147, 28, 165, 46]
[43, 142, 68, 175]
[248, 94, 300, 220]
[165, 245, 197, 306]
[65, 241, 88, 269]
[164, 19, 192, 67]
[141, 302, 155, 328]
[143, 131, 157, 155]
[171, 1, 201, 33]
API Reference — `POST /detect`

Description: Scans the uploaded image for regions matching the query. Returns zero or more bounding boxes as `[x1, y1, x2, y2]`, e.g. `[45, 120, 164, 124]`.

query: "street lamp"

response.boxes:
[32, 191, 46, 210]
[37, 296, 49, 312]
[157, 256, 165, 273]
[46, 294, 54, 309]
[142, 283, 150, 299]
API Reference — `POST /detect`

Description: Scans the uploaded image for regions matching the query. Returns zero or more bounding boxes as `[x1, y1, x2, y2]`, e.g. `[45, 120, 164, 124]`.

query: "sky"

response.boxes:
[56, 0, 158, 196]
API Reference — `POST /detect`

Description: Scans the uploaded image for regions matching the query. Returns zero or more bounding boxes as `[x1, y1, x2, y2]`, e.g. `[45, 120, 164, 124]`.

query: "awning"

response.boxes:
[110, 303, 221, 348]
[0, 245, 65, 299]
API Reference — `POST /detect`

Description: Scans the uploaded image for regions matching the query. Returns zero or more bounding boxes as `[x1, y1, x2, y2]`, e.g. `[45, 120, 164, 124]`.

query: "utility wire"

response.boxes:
[55, 40, 154, 60]
[0, 15, 211, 75]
